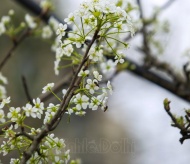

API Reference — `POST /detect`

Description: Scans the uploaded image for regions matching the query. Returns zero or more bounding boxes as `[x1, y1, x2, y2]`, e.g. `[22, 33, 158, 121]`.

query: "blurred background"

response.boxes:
[0, 0, 190, 163]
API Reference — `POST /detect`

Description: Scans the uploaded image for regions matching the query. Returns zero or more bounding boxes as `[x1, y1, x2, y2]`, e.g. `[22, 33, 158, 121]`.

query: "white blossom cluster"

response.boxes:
[25, 13, 54, 39]
[49, 0, 134, 115]
[51, 0, 134, 76]
[0, 10, 13, 36]
[1, 126, 71, 163]
[0, 95, 72, 163]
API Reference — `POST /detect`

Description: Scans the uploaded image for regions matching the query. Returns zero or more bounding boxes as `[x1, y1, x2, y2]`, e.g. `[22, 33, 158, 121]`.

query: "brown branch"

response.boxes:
[164, 99, 190, 144]
[160, 0, 176, 12]
[0, 28, 30, 71]
[125, 57, 190, 102]
[22, 75, 34, 105]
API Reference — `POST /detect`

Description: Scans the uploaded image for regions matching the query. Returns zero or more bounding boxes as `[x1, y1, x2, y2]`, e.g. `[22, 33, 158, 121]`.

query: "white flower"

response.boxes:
[89, 97, 100, 110]
[64, 150, 70, 164]
[78, 70, 89, 77]
[64, 13, 75, 24]
[0, 72, 8, 84]
[7, 107, 21, 122]
[54, 156, 64, 164]
[40, 0, 52, 10]
[100, 59, 116, 74]
[1, 16, 10, 24]
[66, 108, 73, 115]
[10, 158, 20, 164]
[0, 85, 6, 99]
[25, 14, 37, 29]
[44, 111, 55, 124]
[75, 111, 86, 116]
[42, 25, 53, 39]
[0, 22, 6, 35]
[74, 93, 89, 110]
[62, 89, 67, 98]
[115, 51, 125, 64]
[0, 96, 10, 108]
[93, 71, 102, 81]
[47, 103, 59, 113]
[0, 109, 5, 123]
[89, 47, 103, 62]
[49, 16, 59, 32]
[23, 103, 37, 118]
[8, 10, 14, 16]
[54, 60, 60, 75]
[107, 81, 113, 95]
[42, 83, 54, 93]
[96, 94, 108, 110]
[54, 138, 66, 153]
[85, 79, 99, 94]
[56, 23, 67, 39]
[63, 44, 73, 56]
[33, 98, 44, 119]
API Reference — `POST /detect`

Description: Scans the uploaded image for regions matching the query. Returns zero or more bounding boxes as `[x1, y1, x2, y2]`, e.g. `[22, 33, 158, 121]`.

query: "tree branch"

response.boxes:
[0, 28, 30, 71]
[21, 75, 34, 105]
[20, 25, 101, 163]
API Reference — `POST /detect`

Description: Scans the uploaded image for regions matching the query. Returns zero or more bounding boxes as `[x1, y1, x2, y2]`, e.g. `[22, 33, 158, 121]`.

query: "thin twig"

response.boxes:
[0, 28, 30, 71]
[160, 0, 176, 11]
[22, 75, 34, 105]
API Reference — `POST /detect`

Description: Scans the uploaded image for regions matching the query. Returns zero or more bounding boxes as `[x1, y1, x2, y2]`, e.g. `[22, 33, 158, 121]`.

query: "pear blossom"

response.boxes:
[63, 44, 73, 56]
[0, 109, 5, 123]
[74, 93, 89, 110]
[56, 23, 67, 39]
[89, 97, 100, 110]
[42, 83, 54, 93]
[0, 96, 10, 108]
[10, 158, 20, 164]
[78, 70, 89, 77]
[93, 71, 102, 81]
[7, 107, 21, 122]
[66, 108, 74, 115]
[85, 79, 99, 94]
[1, 16, 10, 24]
[25, 14, 37, 29]
[40, 0, 52, 10]
[44, 111, 55, 124]
[75, 111, 86, 116]
[42, 25, 53, 39]
[0, 72, 8, 84]
[64, 13, 75, 24]
[115, 51, 125, 64]
[49, 16, 59, 32]
[64, 150, 70, 164]
[47, 103, 59, 113]
[33, 98, 44, 119]
[62, 89, 67, 98]
[107, 81, 113, 95]
[0, 22, 5, 35]
[0, 86, 6, 99]
[100, 59, 116, 74]
[54, 60, 60, 75]
[23, 103, 37, 118]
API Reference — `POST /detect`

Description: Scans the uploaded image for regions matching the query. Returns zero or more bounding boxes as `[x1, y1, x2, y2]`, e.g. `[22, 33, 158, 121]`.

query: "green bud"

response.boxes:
[163, 98, 170, 111]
